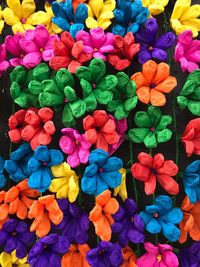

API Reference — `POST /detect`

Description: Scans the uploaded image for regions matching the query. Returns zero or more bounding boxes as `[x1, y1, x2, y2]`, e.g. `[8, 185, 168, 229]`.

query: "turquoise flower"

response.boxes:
[0, 156, 6, 188]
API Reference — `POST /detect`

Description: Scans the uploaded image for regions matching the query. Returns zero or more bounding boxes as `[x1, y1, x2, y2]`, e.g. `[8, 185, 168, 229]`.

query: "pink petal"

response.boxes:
[0, 44, 6, 60]
[5, 36, 20, 56]
[24, 29, 35, 40]
[103, 32, 115, 46]
[99, 44, 114, 53]
[34, 25, 50, 48]
[10, 58, 24, 67]
[174, 43, 184, 61]
[59, 135, 76, 155]
[137, 253, 157, 267]
[144, 242, 159, 255]
[76, 30, 92, 46]
[44, 35, 59, 50]
[22, 52, 42, 69]
[90, 27, 106, 49]
[178, 30, 193, 45]
[79, 148, 90, 164]
[83, 45, 94, 54]
[158, 244, 173, 252]
[162, 251, 179, 267]
[93, 52, 106, 61]
[67, 148, 80, 168]
[186, 51, 200, 63]
[42, 49, 54, 61]
[0, 61, 10, 72]
[20, 39, 39, 53]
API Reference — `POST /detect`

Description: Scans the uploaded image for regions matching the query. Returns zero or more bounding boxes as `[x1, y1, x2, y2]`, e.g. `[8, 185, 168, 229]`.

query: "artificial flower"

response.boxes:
[107, 32, 140, 70]
[81, 149, 123, 196]
[50, 162, 79, 202]
[140, 195, 183, 242]
[0, 191, 9, 229]
[170, 0, 200, 37]
[113, 168, 128, 201]
[59, 128, 91, 168]
[121, 246, 137, 267]
[0, 250, 29, 267]
[73, 0, 87, 12]
[89, 190, 119, 241]
[178, 242, 200, 267]
[0, 6, 4, 34]
[112, 198, 145, 246]
[44, 2, 62, 34]
[0, 44, 10, 76]
[142, 0, 169, 16]
[131, 60, 177, 106]
[0, 156, 6, 188]
[112, 0, 149, 36]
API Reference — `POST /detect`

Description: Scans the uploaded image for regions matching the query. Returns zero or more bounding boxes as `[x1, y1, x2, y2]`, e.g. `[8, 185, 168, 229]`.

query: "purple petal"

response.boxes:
[145, 18, 158, 43]
[4, 237, 16, 253]
[133, 214, 144, 231]
[16, 241, 27, 259]
[41, 234, 58, 245]
[138, 50, 152, 64]
[155, 32, 176, 49]
[125, 198, 138, 215]
[50, 235, 69, 254]
[127, 226, 145, 243]
[0, 231, 8, 246]
[3, 219, 17, 232]
[152, 48, 168, 61]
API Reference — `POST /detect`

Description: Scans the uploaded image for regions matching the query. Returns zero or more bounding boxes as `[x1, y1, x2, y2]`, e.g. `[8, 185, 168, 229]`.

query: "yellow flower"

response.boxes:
[2, 0, 50, 34]
[142, 0, 169, 16]
[170, 0, 200, 37]
[50, 162, 79, 202]
[113, 168, 127, 201]
[86, 0, 116, 30]
[44, 2, 62, 34]
[0, 250, 29, 267]
[0, 6, 5, 34]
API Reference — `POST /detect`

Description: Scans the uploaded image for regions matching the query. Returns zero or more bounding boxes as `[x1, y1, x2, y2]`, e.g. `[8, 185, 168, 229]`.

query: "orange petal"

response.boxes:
[189, 222, 200, 241]
[150, 89, 166, 106]
[103, 198, 119, 214]
[0, 191, 5, 203]
[154, 76, 177, 93]
[5, 186, 19, 203]
[9, 198, 19, 214]
[181, 196, 194, 211]
[136, 86, 150, 104]
[153, 62, 170, 84]
[89, 204, 102, 222]
[28, 201, 44, 219]
[35, 212, 51, 237]
[16, 179, 29, 191]
[21, 194, 34, 209]
[96, 190, 111, 206]
[179, 219, 188, 244]
[130, 72, 147, 88]
[142, 60, 158, 85]
[39, 194, 54, 205]
[0, 204, 9, 220]
[16, 200, 28, 219]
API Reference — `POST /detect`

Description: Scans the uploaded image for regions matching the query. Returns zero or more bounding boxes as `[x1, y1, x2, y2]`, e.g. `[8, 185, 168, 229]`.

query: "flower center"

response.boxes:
[70, 21, 74, 25]
[64, 98, 68, 103]
[75, 140, 79, 145]
[99, 167, 103, 173]
[12, 231, 17, 236]
[131, 217, 134, 222]
[148, 46, 153, 51]
[157, 255, 162, 262]
[42, 162, 48, 166]
[40, 48, 44, 52]
[153, 212, 159, 218]
[151, 168, 157, 174]
[21, 18, 26, 24]
[92, 83, 96, 89]
[150, 83, 156, 89]
[94, 48, 98, 52]
[150, 127, 155, 132]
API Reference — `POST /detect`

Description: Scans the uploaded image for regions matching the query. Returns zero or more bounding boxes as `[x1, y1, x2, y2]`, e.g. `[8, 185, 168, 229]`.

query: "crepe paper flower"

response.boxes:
[121, 246, 137, 267]
[183, 160, 200, 204]
[59, 128, 91, 168]
[0, 218, 35, 259]
[131, 60, 177, 106]
[86, 0, 115, 30]
[50, 162, 79, 202]
[44, 2, 63, 34]
[112, 0, 149, 37]
[52, 0, 88, 38]
[140, 195, 183, 242]
[0, 6, 4, 34]
[178, 242, 200, 267]
[0, 44, 10, 77]
[128, 106, 172, 148]
[113, 168, 127, 201]
[182, 118, 200, 157]
[0, 250, 29, 267]
[107, 32, 140, 71]
[76, 28, 114, 61]
[137, 242, 179, 267]
[50, 31, 92, 73]
[53, 199, 89, 244]
[135, 18, 176, 64]
[89, 190, 119, 241]
[0, 157, 6, 188]
[142, 0, 169, 16]
[0, 191, 9, 230]
[177, 70, 200, 116]
[28, 233, 69, 267]
[61, 244, 90, 267]
[5, 143, 33, 183]
[86, 241, 123, 267]
[81, 149, 123, 196]
[170, 0, 200, 37]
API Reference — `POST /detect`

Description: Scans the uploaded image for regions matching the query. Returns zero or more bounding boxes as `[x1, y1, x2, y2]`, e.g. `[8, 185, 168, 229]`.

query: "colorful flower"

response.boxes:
[44, 2, 62, 34]
[0, 250, 29, 267]
[142, 0, 169, 16]
[0, 157, 6, 188]
[0, 44, 10, 77]
[0, 191, 9, 229]
[0, 6, 4, 34]
[178, 242, 200, 267]
[113, 168, 128, 201]
[121, 246, 137, 267]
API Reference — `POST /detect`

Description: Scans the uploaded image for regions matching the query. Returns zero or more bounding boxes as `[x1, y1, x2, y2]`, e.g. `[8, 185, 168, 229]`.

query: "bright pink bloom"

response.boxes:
[0, 44, 10, 76]
[137, 242, 179, 267]
[174, 30, 200, 73]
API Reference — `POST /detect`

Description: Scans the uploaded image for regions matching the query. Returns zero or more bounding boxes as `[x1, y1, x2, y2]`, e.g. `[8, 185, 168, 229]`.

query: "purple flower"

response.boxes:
[86, 241, 123, 267]
[112, 198, 145, 246]
[135, 18, 176, 64]
[53, 199, 89, 244]
[28, 233, 69, 267]
[0, 218, 35, 258]
[179, 242, 200, 267]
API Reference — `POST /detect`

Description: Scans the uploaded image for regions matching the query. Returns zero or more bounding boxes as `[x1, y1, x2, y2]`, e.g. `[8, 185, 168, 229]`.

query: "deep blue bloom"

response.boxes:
[0, 156, 6, 188]
[179, 242, 200, 267]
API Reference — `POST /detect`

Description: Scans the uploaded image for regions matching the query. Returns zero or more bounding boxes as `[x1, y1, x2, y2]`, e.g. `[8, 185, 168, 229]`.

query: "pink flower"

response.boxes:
[174, 30, 200, 73]
[59, 128, 92, 168]
[137, 242, 179, 267]
[0, 44, 10, 76]
[76, 27, 114, 61]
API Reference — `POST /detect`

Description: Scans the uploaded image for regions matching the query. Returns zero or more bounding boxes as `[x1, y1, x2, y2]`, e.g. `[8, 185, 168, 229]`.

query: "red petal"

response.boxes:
[21, 125, 39, 142]
[138, 152, 153, 167]
[153, 153, 165, 169]
[157, 160, 178, 176]
[8, 129, 22, 143]
[38, 108, 54, 122]
[24, 110, 40, 126]
[131, 163, 151, 181]
[93, 110, 108, 128]
[43, 121, 56, 135]
[50, 56, 71, 70]
[71, 41, 83, 59]
[157, 174, 179, 195]
[144, 174, 156, 195]
[83, 115, 96, 130]
[85, 128, 98, 144]
[61, 31, 75, 50]
[115, 59, 131, 70]
[96, 133, 108, 152]
[68, 60, 81, 74]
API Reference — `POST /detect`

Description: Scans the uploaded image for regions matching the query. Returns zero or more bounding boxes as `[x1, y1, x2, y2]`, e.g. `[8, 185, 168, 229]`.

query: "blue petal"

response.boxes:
[112, 24, 126, 36]
[75, 3, 88, 23]
[88, 149, 108, 166]
[34, 146, 50, 162]
[145, 205, 161, 214]
[185, 160, 200, 174]
[185, 186, 197, 204]
[183, 173, 199, 187]
[10, 143, 32, 161]
[52, 2, 66, 18]
[155, 195, 173, 212]
[70, 23, 85, 38]
[64, 0, 74, 22]
[83, 163, 98, 177]
[113, 9, 125, 24]
[146, 218, 161, 234]
[136, 8, 149, 25]
[28, 157, 41, 173]
[28, 170, 43, 191]
[117, 0, 131, 11]
[127, 22, 139, 34]
[0, 174, 6, 188]
[102, 157, 123, 172]
[139, 211, 153, 224]
[161, 208, 183, 224]
[81, 175, 97, 195]
[40, 168, 52, 192]
[0, 156, 5, 171]
[159, 220, 180, 242]
[95, 175, 108, 195]
[131, 0, 142, 18]
[10, 169, 26, 183]
[99, 171, 122, 189]
[52, 17, 70, 31]
[48, 149, 63, 166]
[5, 159, 17, 174]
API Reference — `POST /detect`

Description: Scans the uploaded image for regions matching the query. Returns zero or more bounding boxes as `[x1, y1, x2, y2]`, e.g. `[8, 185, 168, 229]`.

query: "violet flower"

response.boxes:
[0, 43, 10, 76]
[178, 242, 200, 267]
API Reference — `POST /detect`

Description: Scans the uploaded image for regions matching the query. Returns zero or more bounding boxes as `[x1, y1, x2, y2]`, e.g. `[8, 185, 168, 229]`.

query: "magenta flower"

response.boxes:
[59, 128, 92, 168]
[137, 242, 179, 267]
[174, 30, 200, 73]
[0, 44, 10, 76]
[76, 27, 114, 61]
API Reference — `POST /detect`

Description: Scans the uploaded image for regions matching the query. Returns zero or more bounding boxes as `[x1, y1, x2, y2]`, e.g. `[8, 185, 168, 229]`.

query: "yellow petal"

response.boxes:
[45, 2, 53, 16]
[68, 177, 79, 203]
[113, 168, 127, 201]
[0, 252, 12, 267]
[6, 0, 21, 18]
[142, 0, 151, 7]
[50, 177, 69, 198]
[180, 5, 200, 21]
[21, 0, 36, 18]
[86, 17, 99, 28]
[153, 0, 169, 7]
[101, 0, 116, 14]
[26, 11, 50, 25]
[149, 4, 165, 15]
[51, 162, 75, 178]
[23, 23, 35, 31]
[0, 20, 4, 34]
[171, 0, 191, 20]
[11, 250, 28, 265]
[51, 22, 63, 34]
[2, 7, 19, 26]
[100, 11, 114, 20]
[12, 21, 26, 33]
[98, 18, 112, 30]
[88, 0, 104, 18]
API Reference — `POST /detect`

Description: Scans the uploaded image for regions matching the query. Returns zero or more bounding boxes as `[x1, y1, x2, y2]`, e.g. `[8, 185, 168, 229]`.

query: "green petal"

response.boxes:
[28, 94, 40, 108]
[89, 58, 106, 83]
[55, 68, 74, 89]
[107, 99, 121, 112]
[147, 106, 162, 126]
[188, 100, 200, 116]
[64, 86, 77, 102]
[14, 93, 29, 108]
[62, 104, 75, 127]
[144, 132, 157, 148]
[116, 72, 129, 91]
[80, 79, 92, 96]
[41, 80, 61, 95]
[115, 104, 129, 120]
[124, 96, 138, 112]
[177, 96, 188, 109]
[33, 63, 50, 81]
[39, 92, 63, 106]
[128, 128, 149, 143]
[156, 115, 172, 131]
[10, 66, 26, 83]
[76, 66, 91, 82]
[134, 111, 151, 128]
[94, 89, 113, 105]
[97, 75, 118, 91]
[28, 80, 42, 95]
[126, 81, 137, 98]
[157, 129, 172, 143]
[83, 92, 97, 112]
[180, 80, 195, 96]
[10, 82, 20, 99]
[193, 86, 200, 99]
[69, 100, 86, 118]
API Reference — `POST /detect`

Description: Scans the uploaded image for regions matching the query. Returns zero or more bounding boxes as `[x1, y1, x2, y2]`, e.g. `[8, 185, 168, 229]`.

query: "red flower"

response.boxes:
[182, 118, 200, 157]
[107, 32, 140, 70]
[50, 31, 92, 73]
[131, 152, 179, 195]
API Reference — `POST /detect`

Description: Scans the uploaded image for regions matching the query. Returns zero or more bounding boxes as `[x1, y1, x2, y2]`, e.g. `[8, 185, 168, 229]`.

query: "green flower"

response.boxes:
[76, 58, 118, 111]
[128, 106, 172, 148]
[177, 70, 200, 116]
[106, 72, 138, 119]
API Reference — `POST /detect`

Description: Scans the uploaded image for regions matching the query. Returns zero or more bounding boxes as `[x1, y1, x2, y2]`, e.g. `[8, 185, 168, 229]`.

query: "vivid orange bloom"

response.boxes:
[131, 60, 177, 106]
[89, 190, 119, 241]
[0, 191, 9, 229]
[121, 246, 137, 267]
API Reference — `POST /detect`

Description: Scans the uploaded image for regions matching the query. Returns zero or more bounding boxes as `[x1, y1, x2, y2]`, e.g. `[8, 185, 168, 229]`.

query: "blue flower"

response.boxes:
[28, 146, 63, 193]
[5, 143, 33, 183]
[0, 156, 6, 188]
[81, 149, 123, 196]
[183, 160, 200, 204]
[52, 0, 88, 38]
[140, 195, 183, 242]
[112, 0, 149, 37]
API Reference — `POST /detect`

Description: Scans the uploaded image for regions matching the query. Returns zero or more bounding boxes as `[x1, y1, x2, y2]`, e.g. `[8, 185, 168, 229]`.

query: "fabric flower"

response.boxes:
[0, 44, 10, 77]
[181, 118, 200, 157]
[86, 0, 115, 30]
[44, 2, 63, 34]
[0, 191, 9, 229]
[142, 0, 169, 16]
[50, 162, 79, 202]
[0, 218, 35, 259]
[27, 145, 63, 192]
[137, 242, 179, 267]
[0, 6, 4, 34]
[0, 250, 29, 267]
[76, 27, 114, 61]
[28, 233, 69, 267]
[73, 0, 87, 12]
[86, 241, 123, 267]
[131, 60, 177, 106]
[112, 198, 145, 246]
[113, 168, 127, 201]
[53, 199, 89, 244]
[59, 128, 91, 168]
[170, 0, 200, 37]
[52, 0, 88, 38]
[28, 195, 63, 237]
[81, 149, 123, 196]
[112, 0, 149, 37]
[121, 246, 137, 267]
[50, 31, 92, 73]
[0, 157, 6, 188]
[107, 32, 140, 71]
[89, 190, 119, 241]
[135, 18, 176, 64]
[128, 106, 172, 148]
[178, 242, 200, 267]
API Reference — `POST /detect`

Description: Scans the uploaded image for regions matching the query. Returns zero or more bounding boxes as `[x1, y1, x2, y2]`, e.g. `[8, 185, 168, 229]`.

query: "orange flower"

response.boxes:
[89, 190, 119, 241]
[179, 196, 200, 243]
[28, 194, 63, 237]
[0, 191, 9, 229]
[121, 246, 137, 267]
[131, 60, 177, 106]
